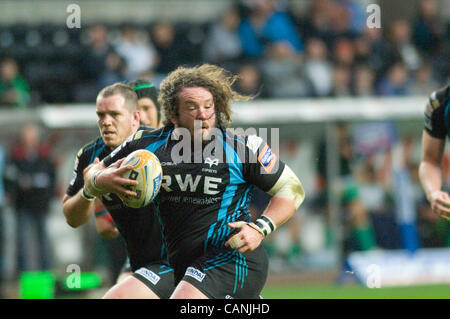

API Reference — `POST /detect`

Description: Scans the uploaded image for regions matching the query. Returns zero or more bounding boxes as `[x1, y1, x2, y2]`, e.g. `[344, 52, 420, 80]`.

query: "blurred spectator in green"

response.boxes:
[315, 122, 378, 252]
[0, 58, 31, 109]
[350, 154, 392, 250]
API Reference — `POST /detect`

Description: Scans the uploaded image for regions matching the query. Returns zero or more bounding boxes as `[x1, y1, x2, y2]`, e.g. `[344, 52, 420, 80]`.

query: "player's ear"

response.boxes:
[170, 115, 178, 126]
[132, 109, 140, 125]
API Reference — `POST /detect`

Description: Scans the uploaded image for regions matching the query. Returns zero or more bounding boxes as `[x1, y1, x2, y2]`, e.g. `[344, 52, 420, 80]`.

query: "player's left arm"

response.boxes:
[226, 138, 305, 253]
[419, 130, 450, 219]
[260, 164, 305, 226]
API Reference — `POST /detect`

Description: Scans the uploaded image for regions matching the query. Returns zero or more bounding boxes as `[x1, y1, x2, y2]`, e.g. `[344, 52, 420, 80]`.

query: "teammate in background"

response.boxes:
[83, 64, 306, 299]
[131, 79, 162, 128]
[62, 83, 174, 299]
[94, 79, 162, 283]
[419, 85, 450, 220]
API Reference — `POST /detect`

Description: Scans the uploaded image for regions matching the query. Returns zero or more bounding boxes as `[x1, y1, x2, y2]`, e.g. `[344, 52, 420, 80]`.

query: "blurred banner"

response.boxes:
[347, 248, 450, 287]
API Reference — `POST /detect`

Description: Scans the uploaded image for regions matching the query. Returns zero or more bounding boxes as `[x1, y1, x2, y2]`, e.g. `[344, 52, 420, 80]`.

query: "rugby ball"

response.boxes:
[119, 149, 162, 208]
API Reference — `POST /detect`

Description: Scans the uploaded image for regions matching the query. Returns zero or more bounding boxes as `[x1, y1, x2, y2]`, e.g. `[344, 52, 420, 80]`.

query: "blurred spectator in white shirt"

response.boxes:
[387, 19, 422, 73]
[303, 38, 333, 97]
[114, 25, 156, 81]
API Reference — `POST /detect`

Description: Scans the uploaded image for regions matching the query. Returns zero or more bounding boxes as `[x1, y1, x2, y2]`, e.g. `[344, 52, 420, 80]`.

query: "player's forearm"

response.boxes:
[62, 192, 95, 228]
[260, 165, 305, 232]
[419, 160, 444, 201]
[261, 196, 297, 229]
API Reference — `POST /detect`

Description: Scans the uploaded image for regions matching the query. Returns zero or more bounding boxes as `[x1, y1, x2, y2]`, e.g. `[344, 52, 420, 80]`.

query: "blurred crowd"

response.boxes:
[0, 0, 448, 108]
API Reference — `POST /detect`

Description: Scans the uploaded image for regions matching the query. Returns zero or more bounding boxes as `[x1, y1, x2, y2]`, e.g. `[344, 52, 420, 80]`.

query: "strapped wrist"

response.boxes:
[81, 185, 95, 201]
[249, 215, 277, 237]
[92, 171, 103, 192]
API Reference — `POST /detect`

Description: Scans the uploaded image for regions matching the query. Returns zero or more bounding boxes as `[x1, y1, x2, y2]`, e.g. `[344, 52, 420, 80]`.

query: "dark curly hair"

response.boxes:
[158, 64, 253, 128]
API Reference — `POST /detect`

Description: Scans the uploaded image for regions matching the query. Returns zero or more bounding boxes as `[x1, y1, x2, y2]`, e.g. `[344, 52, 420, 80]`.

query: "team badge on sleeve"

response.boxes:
[133, 130, 143, 140]
[258, 144, 277, 173]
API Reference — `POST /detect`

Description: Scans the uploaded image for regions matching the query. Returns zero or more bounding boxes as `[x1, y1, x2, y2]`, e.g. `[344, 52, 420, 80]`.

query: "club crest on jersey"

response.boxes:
[133, 130, 143, 140]
[205, 157, 219, 168]
[430, 91, 440, 109]
[258, 144, 277, 173]
[246, 135, 263, 154]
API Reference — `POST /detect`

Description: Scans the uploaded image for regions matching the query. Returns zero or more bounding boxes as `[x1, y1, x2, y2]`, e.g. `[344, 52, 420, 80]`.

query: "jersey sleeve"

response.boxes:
[424, 88, 448, 139]
[66, 147, 91, 196]
[242, 134, 286, 192]
[102, 130, 142, 167]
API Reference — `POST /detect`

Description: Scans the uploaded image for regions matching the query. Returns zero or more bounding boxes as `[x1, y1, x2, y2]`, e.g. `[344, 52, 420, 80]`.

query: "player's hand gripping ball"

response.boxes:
[119, 149, 162, 208]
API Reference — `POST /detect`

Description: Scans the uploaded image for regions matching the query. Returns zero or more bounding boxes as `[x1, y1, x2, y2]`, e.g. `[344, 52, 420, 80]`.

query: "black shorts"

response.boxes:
[180, 245, 268, 299]
[131, 262, 175, 299]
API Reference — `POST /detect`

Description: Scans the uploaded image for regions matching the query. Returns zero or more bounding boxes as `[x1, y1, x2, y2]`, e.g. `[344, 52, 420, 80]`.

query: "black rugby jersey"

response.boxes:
[65, 126, 168, 271]
[424, 85, 450, 139]
[103, 125, 285, 268]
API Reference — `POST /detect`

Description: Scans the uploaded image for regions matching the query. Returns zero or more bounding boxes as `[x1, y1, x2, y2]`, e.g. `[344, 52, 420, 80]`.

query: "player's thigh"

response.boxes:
[116, 258, 132, 284]
[104, 262, 175, 299]
[170, 280, 209, 299]
[116, 271, 132, 284]
[102, 275, 160, 299]
[132, 263, 175, 299]
[179, 246, 268, 299]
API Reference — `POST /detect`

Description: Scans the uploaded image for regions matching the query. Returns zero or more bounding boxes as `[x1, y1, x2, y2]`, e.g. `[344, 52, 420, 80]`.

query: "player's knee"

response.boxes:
[170, 281, 208, 299]
[102, 284, 126, 299]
